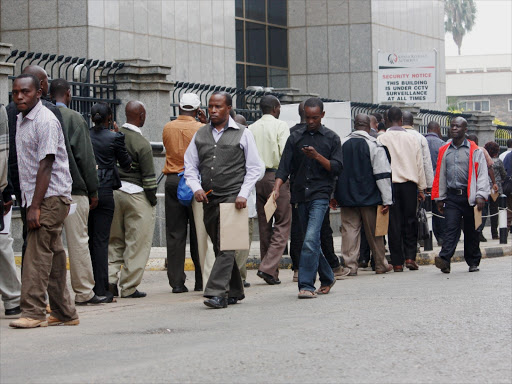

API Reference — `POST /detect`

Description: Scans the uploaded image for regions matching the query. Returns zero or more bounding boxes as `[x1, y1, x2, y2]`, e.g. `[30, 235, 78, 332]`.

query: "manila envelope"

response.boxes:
[474, 206, 482, 230]
[220, 203, 249, 251]
[490, 190, 499, 202]
[264, 192, 277, 222]
[375, 205, 389, 236]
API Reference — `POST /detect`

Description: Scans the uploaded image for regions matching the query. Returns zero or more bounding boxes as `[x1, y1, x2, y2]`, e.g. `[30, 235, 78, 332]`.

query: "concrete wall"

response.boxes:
[287, 0, 446, 109]
[0, 0, 237, 86]
[451, 94, 512, 125]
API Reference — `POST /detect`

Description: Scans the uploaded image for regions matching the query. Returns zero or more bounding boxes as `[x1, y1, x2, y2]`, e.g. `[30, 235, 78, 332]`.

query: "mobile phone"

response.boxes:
[302, 144, 309, 148]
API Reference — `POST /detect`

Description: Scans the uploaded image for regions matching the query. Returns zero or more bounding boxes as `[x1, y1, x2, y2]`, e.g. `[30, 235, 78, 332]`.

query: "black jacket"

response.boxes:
[89, 127, 132, 189]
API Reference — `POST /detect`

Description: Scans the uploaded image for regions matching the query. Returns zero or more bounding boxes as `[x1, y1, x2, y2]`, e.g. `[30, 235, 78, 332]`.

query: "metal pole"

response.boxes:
[499, 194, 508, 244]
[424, 194, 433, 251]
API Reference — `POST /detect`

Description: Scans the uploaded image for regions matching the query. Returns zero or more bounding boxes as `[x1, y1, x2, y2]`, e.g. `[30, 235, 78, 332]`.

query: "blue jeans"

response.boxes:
[297, 199, 335, 292]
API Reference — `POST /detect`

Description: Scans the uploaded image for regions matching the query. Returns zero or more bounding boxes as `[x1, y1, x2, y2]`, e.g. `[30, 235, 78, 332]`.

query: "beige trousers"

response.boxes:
[235, 217, 255, 281]
[63, 195, 95, 302]
[192, 200, 215, 284]
[108, 190, 156, 297]
[340, 206, 390, 273]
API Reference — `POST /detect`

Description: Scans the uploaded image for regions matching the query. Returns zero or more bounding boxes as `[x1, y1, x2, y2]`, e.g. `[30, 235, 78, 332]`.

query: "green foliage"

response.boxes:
[493, 117, 508, 126]
[445, 0, 477, 55]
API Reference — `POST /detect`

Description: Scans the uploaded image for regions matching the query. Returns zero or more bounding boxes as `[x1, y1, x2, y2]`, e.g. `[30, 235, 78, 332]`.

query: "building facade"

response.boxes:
[446, 54, 512, 124]
[1, 0, 446, 109]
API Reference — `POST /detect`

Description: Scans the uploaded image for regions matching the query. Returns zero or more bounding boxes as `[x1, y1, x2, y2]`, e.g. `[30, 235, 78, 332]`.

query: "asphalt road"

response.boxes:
[1, 256, 511, 384]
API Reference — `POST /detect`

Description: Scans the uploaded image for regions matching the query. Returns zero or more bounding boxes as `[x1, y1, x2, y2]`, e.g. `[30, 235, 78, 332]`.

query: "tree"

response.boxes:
[445, 0, 477, 55]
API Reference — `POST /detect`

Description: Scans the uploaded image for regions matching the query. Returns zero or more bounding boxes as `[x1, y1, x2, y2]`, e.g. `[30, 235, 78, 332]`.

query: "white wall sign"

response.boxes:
[378, 51, 437, 103]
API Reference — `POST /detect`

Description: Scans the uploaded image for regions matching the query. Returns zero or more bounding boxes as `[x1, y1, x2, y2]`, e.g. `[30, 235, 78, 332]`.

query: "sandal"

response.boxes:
[298, 290, 317, 299]
[316, 278, 336, 295]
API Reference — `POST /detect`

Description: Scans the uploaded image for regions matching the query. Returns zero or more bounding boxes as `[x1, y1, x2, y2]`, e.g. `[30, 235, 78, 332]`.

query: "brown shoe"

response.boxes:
[393, 265, 404, 272]
[332, 266, 351, 279]
[405, 259, 419, 270]
[47, 315, 80, 326]
[376, 264, 393, 274]
[9, 317, 48, 328]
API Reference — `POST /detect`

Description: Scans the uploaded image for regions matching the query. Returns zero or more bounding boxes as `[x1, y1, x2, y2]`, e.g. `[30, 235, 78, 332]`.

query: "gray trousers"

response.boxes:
[0, 232, 21, 310]
[202, 195, 244, 299]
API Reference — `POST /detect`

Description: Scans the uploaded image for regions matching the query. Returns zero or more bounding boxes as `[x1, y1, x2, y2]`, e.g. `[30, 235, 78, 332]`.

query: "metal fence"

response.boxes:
[417, 109, 472, 138]
[170, 82, 286, 124]
[6, 49, 124, 125]
[495, 125, 512, 150]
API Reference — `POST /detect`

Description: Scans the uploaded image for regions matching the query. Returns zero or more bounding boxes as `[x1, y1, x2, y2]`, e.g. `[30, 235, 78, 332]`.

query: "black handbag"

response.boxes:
[417, 204, 429, 241]
[503, 176, 512, 196]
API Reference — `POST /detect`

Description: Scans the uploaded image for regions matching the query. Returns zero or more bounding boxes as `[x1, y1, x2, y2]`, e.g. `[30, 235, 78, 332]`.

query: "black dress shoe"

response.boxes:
[204, 296, 227, 309]
[228, 294, 245, 305]
[194, 284, 203, 292]
[257, 270, 281, 285]
[479, 233, 487, 242]
[104, 291, 114, 303]
[435, 256, 450, 274]
[75, 294, 108, 305]
[172, 285, 189, 293]
[122, 290, 147, 298]
[5, 306, 21, 316]
[469, 265, 480, 272]
[243, 280, 251, 288]
[109, 284, 119, 297]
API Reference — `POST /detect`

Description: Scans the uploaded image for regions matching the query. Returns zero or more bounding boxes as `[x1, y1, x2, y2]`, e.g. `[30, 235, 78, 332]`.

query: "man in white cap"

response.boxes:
[162, 93, 208, 293]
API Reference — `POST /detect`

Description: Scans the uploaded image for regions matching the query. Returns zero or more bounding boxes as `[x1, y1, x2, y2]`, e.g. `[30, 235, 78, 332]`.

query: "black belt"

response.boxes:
[265, 168, 277, 172]
[448, 188, 467, 196]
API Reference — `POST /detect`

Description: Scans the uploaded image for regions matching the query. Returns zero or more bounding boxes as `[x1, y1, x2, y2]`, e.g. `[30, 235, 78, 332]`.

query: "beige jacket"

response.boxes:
[377, 127, 427, 191]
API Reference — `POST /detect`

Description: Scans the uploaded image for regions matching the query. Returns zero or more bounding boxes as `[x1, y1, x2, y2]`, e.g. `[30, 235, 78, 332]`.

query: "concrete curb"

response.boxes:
[14, 244, 512, 272]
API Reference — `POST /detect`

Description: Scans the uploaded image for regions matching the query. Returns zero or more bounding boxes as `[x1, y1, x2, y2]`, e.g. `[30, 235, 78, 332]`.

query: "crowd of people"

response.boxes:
[0, 64, 508, 327]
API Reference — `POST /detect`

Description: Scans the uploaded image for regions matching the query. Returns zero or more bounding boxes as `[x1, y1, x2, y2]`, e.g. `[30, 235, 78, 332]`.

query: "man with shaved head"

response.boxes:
[433, 117, 489, 273]
[334, 114, 393, 275]
[5, 65, 65, 265]
[108, 101, 157, 298]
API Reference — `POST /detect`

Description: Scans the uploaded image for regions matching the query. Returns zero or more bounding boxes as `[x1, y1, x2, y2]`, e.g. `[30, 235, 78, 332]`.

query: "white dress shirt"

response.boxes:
[184, 116, 262, 199]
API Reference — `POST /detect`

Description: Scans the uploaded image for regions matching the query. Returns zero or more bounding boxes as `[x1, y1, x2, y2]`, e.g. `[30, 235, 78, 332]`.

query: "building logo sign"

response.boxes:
[378, 51, 436, 103]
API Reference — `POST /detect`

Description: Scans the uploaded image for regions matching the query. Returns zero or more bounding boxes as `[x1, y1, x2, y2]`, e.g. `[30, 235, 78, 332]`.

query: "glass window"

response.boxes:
[245, 0, 266, 22]
[237, 64, 245, 89]
[268, 26, 287, 67]
[269, 68, 288, 88]
[482, 100, 490, 112]
[268, 0, 287, 26]
[246, 65, 267, 87]
[459, 101, 467, 110]
[235, 0, 243, 17]
[509, 99, 512, 112]
[236, 20, 244, 62]
[245, 22, 266, 65]
[474, 101, 481, 111]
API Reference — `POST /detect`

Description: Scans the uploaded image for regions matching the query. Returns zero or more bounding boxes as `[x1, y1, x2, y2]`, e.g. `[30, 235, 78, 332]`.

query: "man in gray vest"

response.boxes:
[184, 92, 261, 309]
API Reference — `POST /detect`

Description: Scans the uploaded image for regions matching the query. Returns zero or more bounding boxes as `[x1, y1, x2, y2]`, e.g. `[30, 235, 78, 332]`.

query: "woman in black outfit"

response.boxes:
[88, 103, 132, 302]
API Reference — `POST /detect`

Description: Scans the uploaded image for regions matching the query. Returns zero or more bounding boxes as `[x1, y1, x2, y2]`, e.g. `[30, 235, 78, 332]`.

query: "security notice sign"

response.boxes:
[378, 51, 436, 103]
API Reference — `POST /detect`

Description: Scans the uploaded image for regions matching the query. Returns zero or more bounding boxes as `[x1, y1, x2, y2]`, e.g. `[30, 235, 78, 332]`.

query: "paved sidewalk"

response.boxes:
[1, 257, 511, 383]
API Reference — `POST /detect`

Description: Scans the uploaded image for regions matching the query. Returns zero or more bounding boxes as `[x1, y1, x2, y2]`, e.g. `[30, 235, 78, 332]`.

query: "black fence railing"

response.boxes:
[6, 49, 124, 125]
[170, 82, 285, 124]
[495, 125, 512, 150]
[417, 109, 472, 139]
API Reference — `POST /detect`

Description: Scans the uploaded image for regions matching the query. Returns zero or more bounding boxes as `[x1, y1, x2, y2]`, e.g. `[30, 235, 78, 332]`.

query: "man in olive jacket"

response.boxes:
[50, 79, 105, 305]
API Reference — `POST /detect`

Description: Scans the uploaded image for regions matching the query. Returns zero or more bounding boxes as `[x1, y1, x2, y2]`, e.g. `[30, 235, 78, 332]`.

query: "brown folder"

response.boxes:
[264, 192, 277, 222]
[375, 205, 389, 236]
[474, 206, 482, 230]
[219, 203, 249, 251]
[490, 190, 499, 202]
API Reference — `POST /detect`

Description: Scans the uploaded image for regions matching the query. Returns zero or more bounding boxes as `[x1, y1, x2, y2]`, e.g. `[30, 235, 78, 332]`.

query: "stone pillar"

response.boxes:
[113, 58, 174, 247]
[275, 88, 319, 104]
[0, 43, 15, 105]
[467, 112, 496, 145]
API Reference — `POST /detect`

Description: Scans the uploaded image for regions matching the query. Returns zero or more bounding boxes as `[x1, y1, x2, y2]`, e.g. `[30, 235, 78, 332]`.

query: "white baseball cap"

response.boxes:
[179, 93, 201, 111]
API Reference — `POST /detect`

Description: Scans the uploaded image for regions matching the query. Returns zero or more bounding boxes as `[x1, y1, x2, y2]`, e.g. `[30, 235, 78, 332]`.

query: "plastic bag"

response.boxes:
[417, 205, 430, 241]
[177, 171, 194, 206]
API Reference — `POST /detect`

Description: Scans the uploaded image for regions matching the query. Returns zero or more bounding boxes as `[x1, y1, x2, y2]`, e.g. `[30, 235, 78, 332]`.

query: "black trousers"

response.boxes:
[202, 195, 244, 299]
[290, 205, 341, 271]
[88, 188, 115, 296]
[489, 198, 499, 238]
[438, 193, 482, 266]
[389, 182, 418, 266]
[165, 174, 202, 289]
